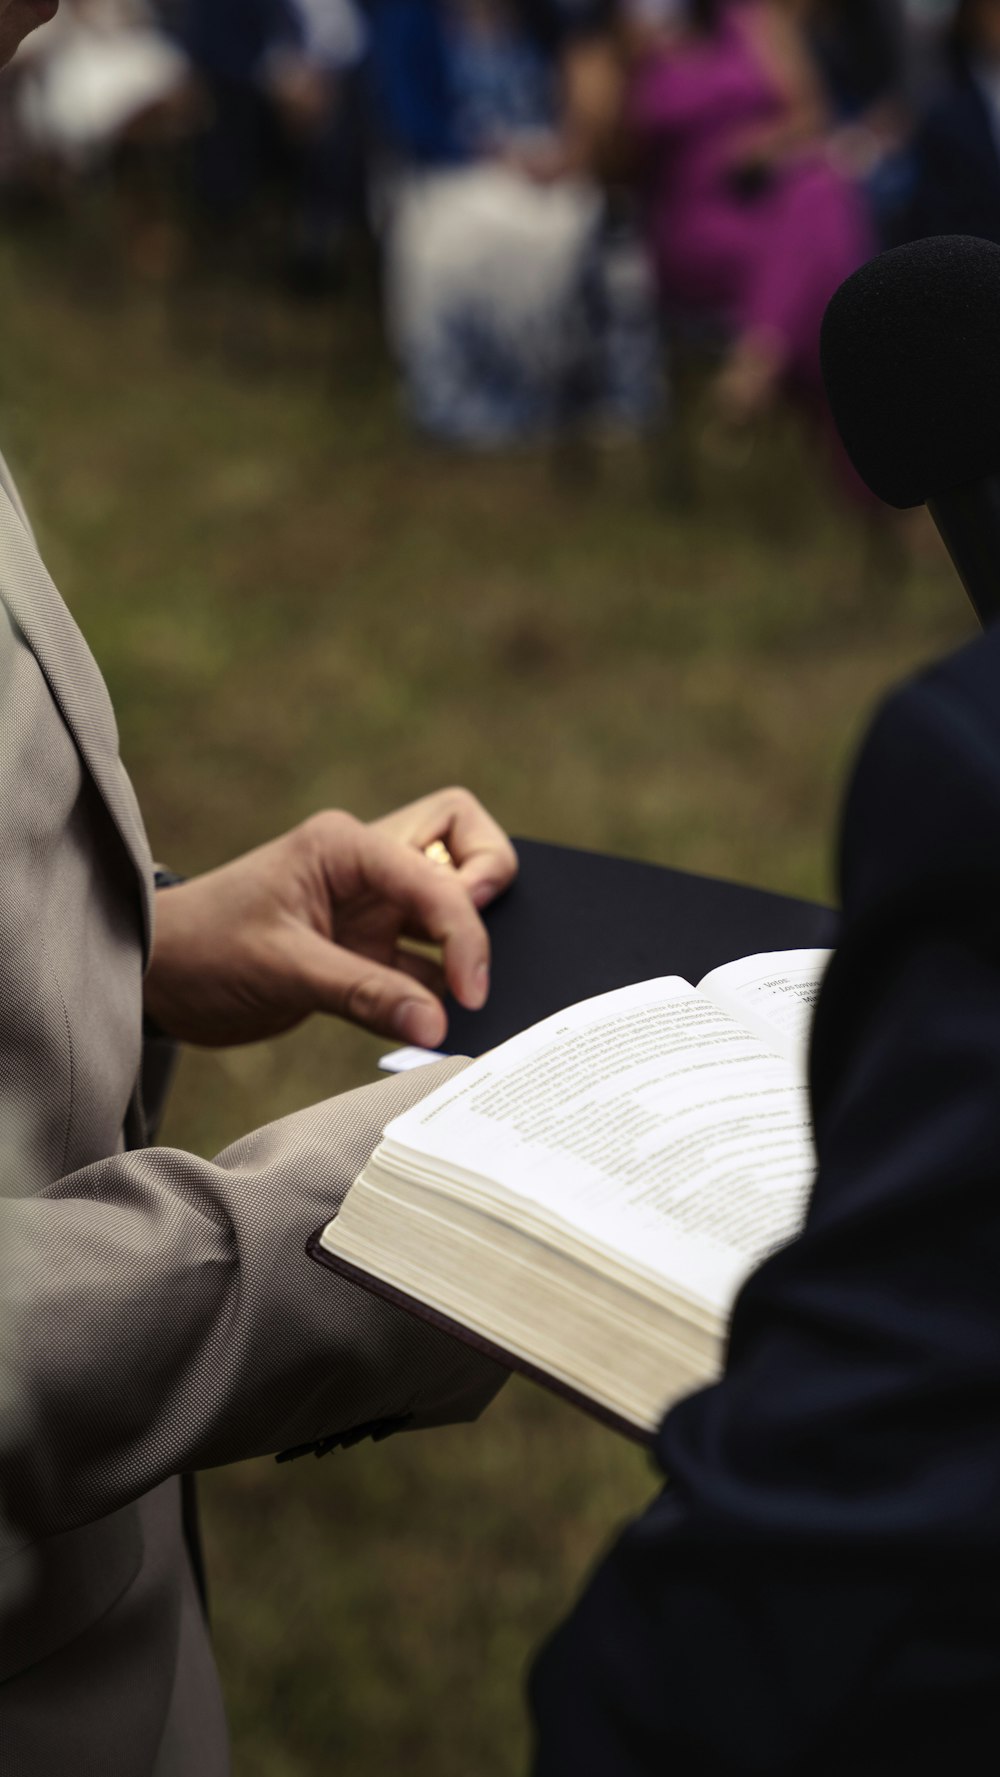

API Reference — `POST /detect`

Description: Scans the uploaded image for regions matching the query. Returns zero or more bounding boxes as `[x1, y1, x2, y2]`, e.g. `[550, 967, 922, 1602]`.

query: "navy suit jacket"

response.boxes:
[531, 628, 1000, 1774]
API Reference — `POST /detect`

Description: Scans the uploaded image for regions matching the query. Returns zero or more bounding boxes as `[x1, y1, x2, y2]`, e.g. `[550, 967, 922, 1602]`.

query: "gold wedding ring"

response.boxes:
[423, 840, 455, 868]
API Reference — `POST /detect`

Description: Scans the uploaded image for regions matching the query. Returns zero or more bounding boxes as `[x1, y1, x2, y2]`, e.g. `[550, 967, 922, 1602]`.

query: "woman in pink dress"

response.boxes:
[627, 0, 874, 430]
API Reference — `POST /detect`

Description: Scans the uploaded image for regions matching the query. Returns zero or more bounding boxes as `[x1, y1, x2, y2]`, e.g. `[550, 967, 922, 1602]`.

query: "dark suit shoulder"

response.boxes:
[532, 631, 1000, 1776]
[836, 627, 1000, 917]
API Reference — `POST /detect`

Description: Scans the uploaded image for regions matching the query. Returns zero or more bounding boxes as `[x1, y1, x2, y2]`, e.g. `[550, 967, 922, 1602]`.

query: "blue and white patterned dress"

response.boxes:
[374, 1, 661, 444]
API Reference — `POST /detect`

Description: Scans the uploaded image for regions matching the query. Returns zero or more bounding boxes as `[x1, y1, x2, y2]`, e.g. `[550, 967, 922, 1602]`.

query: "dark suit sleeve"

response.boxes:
[530, 631, 1000, 1776]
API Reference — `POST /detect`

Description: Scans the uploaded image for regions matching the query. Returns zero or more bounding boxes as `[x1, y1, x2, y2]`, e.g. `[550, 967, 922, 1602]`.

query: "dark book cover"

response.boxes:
[444, 838, 836, 1057]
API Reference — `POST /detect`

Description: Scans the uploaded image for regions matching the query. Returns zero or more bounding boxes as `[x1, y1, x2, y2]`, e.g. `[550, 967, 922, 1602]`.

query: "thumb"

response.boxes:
[296, 929, 449, 1049]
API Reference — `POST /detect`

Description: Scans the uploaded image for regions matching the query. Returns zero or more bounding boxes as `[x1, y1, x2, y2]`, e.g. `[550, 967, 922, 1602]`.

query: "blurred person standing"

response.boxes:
[806, 1, 914, 240]
[368, 0, 662, 447]
[260, 0, 369, 289]
[808, 0, 906, 120]
[167, 0, 368, 288]
[625, 0, 874, 435]
[906, 0, 1000, 244]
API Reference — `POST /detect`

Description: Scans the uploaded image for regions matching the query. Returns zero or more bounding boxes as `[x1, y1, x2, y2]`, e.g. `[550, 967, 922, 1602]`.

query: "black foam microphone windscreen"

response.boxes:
[820, 234, 1000, 509]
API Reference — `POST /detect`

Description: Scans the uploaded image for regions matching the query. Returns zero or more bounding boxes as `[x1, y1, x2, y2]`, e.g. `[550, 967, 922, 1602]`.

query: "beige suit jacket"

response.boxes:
[0, 454, 503, 1775]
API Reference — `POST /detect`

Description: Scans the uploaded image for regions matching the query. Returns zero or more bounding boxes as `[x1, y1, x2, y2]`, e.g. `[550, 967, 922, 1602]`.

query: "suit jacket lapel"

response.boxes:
[0, 468, 154, 959]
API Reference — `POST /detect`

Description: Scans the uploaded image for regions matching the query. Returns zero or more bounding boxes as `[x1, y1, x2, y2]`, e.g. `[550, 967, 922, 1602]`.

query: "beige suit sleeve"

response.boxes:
[3, 1057, 506, 1539]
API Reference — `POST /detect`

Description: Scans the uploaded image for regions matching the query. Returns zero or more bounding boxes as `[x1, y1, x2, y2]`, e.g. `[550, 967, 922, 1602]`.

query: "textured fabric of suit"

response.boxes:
[0, 454, 504, 1775]
[530, 626, 1000, 1775]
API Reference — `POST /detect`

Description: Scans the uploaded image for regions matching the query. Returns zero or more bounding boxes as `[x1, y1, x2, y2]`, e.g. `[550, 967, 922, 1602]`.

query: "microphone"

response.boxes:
[821, 234, 1000, 629]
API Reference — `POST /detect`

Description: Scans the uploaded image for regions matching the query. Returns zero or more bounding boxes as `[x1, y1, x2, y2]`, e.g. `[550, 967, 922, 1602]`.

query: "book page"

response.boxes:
[376, 979, 816, 1315]
[697, 949, 832, 1073]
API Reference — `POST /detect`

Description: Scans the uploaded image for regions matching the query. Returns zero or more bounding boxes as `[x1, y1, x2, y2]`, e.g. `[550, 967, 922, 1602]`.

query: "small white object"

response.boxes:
[378, 1046, 450, 1074]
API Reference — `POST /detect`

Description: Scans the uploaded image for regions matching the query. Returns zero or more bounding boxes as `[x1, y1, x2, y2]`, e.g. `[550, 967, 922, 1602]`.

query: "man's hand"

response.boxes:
[143, 788, 517, 1050]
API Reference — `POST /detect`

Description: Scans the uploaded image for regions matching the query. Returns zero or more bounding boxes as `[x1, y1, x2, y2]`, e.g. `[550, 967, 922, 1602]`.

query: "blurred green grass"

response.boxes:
[0, 213, 974, 1776]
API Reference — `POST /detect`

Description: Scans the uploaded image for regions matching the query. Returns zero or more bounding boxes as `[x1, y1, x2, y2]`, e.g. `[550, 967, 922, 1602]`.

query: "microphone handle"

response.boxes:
[927, 478, 1000, 630]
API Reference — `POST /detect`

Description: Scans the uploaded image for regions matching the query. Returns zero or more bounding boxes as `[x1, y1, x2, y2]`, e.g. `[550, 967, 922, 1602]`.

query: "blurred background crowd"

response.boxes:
[0, 7, 990, 1777]
[2, 0, 996, 470]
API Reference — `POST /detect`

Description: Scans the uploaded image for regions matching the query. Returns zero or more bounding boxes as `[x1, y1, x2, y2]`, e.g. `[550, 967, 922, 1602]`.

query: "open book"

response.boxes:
[311, 949, 831, 1442]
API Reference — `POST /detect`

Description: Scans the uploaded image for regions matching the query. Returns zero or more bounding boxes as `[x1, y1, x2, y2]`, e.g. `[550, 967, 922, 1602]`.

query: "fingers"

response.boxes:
[394, 945, 448, 999]
[296, 928, 450, 1048]
[305, 813, 492, 1015]
[347, 825, 492, 1012]
[374, 787, 518, 912]
[443, 790, 519, 908]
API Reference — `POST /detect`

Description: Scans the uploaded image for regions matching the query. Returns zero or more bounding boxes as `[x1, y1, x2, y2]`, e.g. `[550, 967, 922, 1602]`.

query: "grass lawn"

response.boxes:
[0, 210, 973, 1776]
